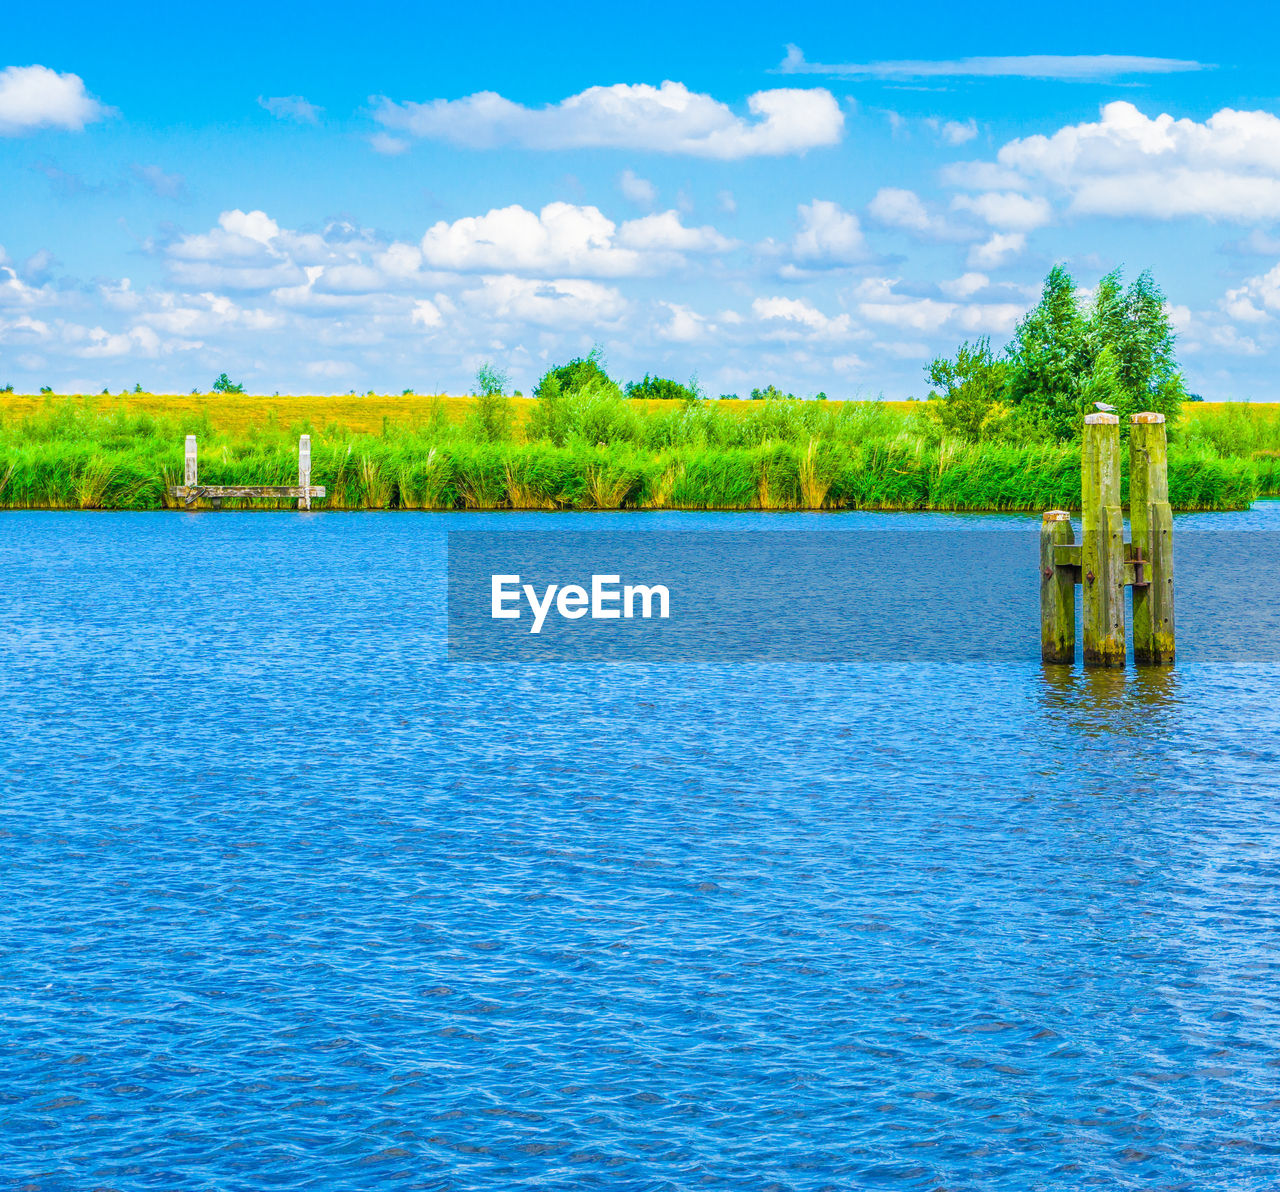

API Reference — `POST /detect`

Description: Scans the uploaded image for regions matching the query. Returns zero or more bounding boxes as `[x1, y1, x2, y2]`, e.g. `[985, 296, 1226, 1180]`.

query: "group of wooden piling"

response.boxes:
[1040, 412, 1174, 668]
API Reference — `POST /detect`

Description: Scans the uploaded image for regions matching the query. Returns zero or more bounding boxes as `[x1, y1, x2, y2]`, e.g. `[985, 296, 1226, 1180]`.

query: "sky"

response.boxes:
[4, 0, 1280, 398]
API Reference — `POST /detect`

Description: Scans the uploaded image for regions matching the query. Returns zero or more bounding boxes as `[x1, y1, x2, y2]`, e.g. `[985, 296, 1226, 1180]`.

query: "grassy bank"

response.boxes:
[1, 393, 1277, 512]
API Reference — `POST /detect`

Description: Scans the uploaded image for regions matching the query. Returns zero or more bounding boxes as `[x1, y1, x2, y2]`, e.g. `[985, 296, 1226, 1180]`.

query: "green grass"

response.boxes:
[0, 394, 1277, 512]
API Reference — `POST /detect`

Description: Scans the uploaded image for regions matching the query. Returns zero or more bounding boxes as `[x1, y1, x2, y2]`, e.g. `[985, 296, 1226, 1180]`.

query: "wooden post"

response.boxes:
[185, 435, 198, 487]
[1130, 412, 1175, 664]
[1081, 412, 1125, 667]
[1040, 510, 1075, 663]
[298, 434, 312, 511]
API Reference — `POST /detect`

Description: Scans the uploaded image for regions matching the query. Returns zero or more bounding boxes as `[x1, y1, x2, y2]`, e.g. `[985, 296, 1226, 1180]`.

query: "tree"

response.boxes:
[526, 374, 572, 445]
[1088, 269, 1184, 426]
[749, 384, 794, 401]
[212, 373, 244, 394]
[475, 362, 509, 397]
[624, 374, 697, 402]
[924, 337, 1010, 439]
[1001, 265, 1186, 440]
[1005, 265, 1089, 441]
[467, 367, 513, 443]
[534, 346, 620, 401]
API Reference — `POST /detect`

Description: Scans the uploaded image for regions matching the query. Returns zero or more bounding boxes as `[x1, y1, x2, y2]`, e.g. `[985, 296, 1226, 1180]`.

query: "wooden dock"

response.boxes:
[168, 434, 326, 510]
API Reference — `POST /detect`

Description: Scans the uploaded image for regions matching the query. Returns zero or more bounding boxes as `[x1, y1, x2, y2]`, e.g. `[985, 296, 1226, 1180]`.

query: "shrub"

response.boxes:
[625, 374, 697, 402]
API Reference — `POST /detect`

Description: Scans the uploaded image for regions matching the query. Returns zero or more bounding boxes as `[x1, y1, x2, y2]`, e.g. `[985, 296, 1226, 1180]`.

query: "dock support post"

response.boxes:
[1130, 412, 1175, 664]
[1082, 412, 1126, 667]
[1040, 510, 1075, 663]
[185, 435, 198, 487]
[298, 434, 312, 511]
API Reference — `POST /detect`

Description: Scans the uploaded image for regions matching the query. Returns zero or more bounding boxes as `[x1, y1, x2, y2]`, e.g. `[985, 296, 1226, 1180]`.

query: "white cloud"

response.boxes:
[371, 81, 844, 159]
[618, 169, 657, 206]
[460, 276, 627, 326]
[419, 202, 728, 277]
[951, 191, 1051, 231]
[1223, 263, 1280, 324]
[939, 119, 978, 146]
[1208, 324, 1262, 355]
[132, 163, 185, 200]
[79, 325, 167, 359]
[855, 276, 1023, 336]
[752, 296, 853, 339]
[867, 187, 944, 236]
[939, 272, 990, 299]
[617, 210, 733, 253]
[162, 210, 401, 292]
[777, 45, 1208, 81]
[411, 298, 444, 329]
[657, 302, 709, 342]
[924, 117, 978, 146]
[987, 102, 1280, 221]
[790, 200, 866, 266]
[0, 65, 111, 135]
[967, 232, 1027, 269]
[370, 132, 409, 155]
[258, 95, 322, 124]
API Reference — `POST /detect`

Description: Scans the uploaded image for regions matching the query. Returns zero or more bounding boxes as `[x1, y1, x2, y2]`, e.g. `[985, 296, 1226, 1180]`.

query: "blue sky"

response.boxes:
[4, 0, 1280, 397]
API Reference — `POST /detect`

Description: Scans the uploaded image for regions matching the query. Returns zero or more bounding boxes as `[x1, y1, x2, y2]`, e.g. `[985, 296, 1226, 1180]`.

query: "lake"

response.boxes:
[3, 506, 1280, 1190]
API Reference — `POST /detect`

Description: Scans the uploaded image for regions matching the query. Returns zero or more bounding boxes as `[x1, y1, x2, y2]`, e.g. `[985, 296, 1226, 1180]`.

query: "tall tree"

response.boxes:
[1097, 269, 1184, 425]
[1005, 265, 1090, 441]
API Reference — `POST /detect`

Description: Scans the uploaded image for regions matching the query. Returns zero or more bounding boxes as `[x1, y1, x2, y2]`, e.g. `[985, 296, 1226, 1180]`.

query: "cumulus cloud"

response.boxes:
[790, 200, 866, 267]
[926, 117, 978, 146]
[752, 296, 853, 339]
[618, 169, 657, 206]
[854, 276, 1023, 335]
[967, 232, 1027, 269]
[951, 190, 1052, 231]
[258, 95, 322, 124]
[371, 80, 844, 159]
[939, 272, 990, 299]
[0, 65, 111, 135]
[160, 210, 404, 292]
[132, 163, 186, 200]
[419, 202, 730, 277]
[979, 102, 1280, 222]
[1223, 263, 1280, 324]
[459, 276, 628, 326]
[867, 187, 948, 237]
[657, 302, 710, 342]
[776, 45, 1208, 81]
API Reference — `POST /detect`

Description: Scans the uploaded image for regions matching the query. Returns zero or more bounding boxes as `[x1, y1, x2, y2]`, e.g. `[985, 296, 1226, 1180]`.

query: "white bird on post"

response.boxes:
[1093, 402, 1117, 413]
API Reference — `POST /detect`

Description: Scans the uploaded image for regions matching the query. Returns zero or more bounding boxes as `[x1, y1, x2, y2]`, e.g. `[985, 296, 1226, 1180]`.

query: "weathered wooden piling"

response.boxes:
[1039, 411, 1175, 667]
[1040, 510, 1075, 663]
[1129, 412, 1175, 664]
[168, 434, 325, 509]
[1081, 412, 1126, 667]
[298, 434, 312, 511]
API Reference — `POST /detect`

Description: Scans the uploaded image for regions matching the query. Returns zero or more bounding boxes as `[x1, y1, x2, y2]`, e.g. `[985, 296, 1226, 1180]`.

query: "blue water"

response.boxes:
[3, 508, 1280, 1191]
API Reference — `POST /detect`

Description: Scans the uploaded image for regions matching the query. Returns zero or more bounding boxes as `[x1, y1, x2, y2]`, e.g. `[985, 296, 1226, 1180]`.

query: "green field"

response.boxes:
[1, 392, 1277, 512]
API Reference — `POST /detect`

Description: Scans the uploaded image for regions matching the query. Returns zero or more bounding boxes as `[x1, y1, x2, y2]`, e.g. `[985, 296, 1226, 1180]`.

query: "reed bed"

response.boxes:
[0, 394, 1276, 512]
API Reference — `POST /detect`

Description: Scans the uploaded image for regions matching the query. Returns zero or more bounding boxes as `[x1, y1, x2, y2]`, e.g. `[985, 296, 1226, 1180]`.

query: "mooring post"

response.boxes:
[1081, 412, 1126, 667]
[1040, 510, 1076, 663]
[1129, 412, 1175, 664]
[298, 434, 312, 511]
[185, 435, 198, 488]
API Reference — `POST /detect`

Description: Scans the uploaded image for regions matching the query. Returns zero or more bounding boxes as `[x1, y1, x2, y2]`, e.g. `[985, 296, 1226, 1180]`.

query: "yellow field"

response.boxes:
[0, 391, 1271, 437]
[0, 392, 923, 435]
